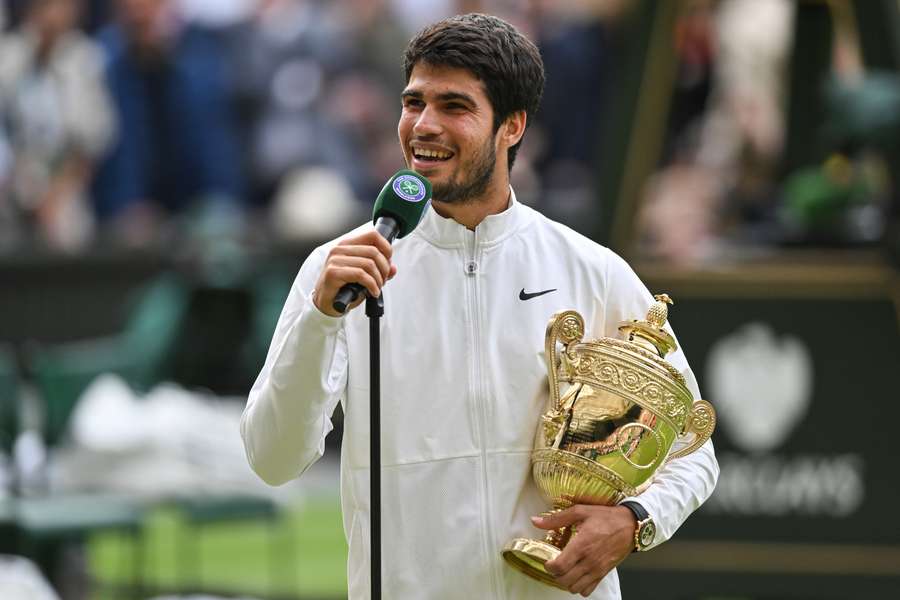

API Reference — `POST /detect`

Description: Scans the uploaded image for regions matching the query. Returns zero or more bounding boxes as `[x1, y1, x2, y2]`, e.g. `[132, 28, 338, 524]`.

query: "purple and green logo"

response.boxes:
[392, 174, 427, 203]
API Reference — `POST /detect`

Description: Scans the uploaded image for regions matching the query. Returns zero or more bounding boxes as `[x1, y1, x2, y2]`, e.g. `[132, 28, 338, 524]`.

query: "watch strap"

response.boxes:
[620, 501, 649, 522]
[620, 501, 653, 552]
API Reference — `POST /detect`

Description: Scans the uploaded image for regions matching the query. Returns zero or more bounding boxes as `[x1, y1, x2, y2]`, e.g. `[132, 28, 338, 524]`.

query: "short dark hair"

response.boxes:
[402, 13, 545, 170]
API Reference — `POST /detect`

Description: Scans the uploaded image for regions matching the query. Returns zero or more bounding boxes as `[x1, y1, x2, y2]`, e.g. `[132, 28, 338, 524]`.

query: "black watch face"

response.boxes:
[639, 521, 656, 547]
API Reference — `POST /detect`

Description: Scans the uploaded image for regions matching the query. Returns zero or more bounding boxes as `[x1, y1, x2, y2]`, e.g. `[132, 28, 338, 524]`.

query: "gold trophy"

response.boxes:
[502, 295, 716, 588]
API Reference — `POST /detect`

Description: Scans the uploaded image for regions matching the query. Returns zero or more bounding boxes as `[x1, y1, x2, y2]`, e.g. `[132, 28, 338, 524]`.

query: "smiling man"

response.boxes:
[241, 13, 718, 600]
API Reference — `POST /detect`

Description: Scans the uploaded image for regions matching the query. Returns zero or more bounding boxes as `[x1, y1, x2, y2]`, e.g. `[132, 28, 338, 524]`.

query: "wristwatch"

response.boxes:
[620, 501, 656, 552]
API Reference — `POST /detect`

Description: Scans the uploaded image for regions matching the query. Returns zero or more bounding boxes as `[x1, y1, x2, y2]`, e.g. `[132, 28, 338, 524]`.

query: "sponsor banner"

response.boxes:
[666, 297, 899, 545]
[618, 295, 900, 597]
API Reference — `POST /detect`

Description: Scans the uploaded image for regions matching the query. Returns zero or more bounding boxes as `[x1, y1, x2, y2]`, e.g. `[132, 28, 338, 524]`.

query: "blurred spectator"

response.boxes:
[91, 0, 243, 244]
[638, 163, 723, 266]
[329, 0, 411, 94]
[224, 0, 413, 241]
[177, 0, 255, 29]
[0, 0, 115, 252]
[226, 0, 363, 212]
[3, 0, 118, 33]
[636, 0, 795, 263]
[535, 0, 623, 218]
[637, 0, 895, 260]
[529, 1, 630, 222]
[388, 0, 454, 35]
[533, 0, 621, 170]
[1, 0, 15, 29]
[665, 0, 715, 158]
[81, 0, 114, 32]
[322, 0, 413, 194]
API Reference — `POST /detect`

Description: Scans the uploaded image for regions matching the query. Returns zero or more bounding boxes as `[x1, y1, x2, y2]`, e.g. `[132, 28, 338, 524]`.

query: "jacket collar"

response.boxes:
[413, 187, 531, 248]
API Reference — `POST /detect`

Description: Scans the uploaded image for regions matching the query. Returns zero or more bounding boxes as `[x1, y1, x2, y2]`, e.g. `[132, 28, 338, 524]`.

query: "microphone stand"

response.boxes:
[365, 292, 384, 600]
[332, 215, 398, 600]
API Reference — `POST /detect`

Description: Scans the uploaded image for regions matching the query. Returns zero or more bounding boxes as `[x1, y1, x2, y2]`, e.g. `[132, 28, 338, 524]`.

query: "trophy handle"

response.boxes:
[667, 399, 716, 462]
[544, 310, 585, 410]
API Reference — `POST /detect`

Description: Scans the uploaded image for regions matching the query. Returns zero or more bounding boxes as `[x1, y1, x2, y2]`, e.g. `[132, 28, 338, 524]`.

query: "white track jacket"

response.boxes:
[241, 191, 719, 599]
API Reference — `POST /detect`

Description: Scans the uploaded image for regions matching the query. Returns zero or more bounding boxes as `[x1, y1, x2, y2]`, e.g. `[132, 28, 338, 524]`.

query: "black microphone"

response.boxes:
[332, 170, 432, 314]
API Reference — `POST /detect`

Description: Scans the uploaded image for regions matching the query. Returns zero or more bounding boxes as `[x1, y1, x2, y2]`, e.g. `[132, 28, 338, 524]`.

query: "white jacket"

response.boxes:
[241, 192, 719, 599]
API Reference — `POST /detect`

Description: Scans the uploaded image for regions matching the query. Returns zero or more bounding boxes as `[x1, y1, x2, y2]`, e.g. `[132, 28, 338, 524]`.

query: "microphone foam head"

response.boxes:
[373, 170, 432, 238]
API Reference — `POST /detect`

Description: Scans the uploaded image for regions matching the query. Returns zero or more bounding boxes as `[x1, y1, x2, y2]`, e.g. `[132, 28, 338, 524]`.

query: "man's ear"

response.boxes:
[499, 110, 527, 149]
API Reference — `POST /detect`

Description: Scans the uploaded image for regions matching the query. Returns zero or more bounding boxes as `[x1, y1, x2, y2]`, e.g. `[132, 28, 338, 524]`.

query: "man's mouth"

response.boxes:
[411, 145, 454, 163]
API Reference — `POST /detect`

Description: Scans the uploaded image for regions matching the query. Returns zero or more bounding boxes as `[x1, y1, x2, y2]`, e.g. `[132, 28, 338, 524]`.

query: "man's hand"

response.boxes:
[531, 505, 637, 597]
[314, 229, 397, 317]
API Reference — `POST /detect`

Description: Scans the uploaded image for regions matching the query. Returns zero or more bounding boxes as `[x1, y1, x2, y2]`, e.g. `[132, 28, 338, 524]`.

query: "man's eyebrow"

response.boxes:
[400, 90, 476, 105]
[437, 91, 476, 105]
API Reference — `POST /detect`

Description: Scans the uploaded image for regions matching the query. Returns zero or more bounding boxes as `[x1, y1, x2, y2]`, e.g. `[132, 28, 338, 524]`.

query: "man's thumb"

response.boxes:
[531, 506, 582, 530]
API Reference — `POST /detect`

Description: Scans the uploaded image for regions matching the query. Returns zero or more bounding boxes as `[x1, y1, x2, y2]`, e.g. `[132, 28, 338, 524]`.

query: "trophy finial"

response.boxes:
[617, 292, 677, 357]
[647, 294, 674, 329]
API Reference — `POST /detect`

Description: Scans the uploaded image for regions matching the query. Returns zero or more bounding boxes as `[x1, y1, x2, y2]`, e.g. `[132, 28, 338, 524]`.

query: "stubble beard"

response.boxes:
[430, 136, 497, 205]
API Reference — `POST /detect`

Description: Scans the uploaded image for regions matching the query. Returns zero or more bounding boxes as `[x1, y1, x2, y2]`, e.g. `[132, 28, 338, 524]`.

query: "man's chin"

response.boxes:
[432, 183, 475, 205]
[416, 174, 462, 203]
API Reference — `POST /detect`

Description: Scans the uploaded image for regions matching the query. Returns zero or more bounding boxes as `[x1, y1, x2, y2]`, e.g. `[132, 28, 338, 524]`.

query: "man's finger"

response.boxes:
[339, 229, 393, 260]
[330, 245, 392, 281]
[570, 570, 601, 597]
[326, 265, 381, 298]
[531, 505, 584, 531]
[582, 579, 601, 597]
[332, 255, 386, 289]
[546, 556, 588, 589]
[544, 538, 585, 578]
[367, 229, 394, 259]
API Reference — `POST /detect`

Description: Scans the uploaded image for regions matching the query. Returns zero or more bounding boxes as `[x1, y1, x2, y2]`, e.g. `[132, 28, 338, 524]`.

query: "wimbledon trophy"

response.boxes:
[501, 294, 716, 588]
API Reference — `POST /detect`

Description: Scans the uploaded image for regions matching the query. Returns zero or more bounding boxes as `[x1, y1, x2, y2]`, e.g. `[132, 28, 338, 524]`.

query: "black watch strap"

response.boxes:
[620, 500, 649, 522]
[620, 501, 653, 552]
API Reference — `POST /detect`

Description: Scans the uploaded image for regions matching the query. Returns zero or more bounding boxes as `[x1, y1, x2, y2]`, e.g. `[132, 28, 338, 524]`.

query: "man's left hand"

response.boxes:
[531, 505, 637, 597]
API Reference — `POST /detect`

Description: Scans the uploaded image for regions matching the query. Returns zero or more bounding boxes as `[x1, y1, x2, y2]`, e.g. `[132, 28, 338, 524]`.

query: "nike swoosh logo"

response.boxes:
[519, 288, 557, 301]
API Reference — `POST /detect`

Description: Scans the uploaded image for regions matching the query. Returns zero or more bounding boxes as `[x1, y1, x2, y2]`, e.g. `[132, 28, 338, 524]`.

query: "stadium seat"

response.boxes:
[27, 272, 294, 596]
[28, 275, 190, 447]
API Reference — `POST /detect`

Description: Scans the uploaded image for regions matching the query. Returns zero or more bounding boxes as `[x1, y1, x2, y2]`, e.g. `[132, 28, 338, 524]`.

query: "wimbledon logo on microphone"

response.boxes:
[393, 175, 427, 203]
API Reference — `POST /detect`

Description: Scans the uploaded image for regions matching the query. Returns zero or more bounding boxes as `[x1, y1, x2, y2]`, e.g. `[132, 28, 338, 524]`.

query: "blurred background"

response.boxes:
[0, 0, 898, 598]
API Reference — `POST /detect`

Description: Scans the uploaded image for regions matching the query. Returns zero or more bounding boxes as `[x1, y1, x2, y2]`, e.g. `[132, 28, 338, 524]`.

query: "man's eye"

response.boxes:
[446, 103, 466, 111]
[403, 99, 424, 109]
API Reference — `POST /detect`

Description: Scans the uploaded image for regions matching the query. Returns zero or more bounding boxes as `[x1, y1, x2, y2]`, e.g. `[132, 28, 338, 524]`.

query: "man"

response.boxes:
[242, 13, 718, 599]
[91, 0, 242, 240]
[0, 0, 114, 250]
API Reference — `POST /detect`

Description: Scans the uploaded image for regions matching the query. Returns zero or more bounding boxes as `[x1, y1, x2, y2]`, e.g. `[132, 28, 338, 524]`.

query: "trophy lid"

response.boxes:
[618, 294, 678, 358]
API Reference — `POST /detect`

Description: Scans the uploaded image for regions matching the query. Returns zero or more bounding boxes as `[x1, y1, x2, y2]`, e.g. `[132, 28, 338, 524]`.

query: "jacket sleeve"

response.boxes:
[596, 251, 719, 550]
[240, 246, 348, 486]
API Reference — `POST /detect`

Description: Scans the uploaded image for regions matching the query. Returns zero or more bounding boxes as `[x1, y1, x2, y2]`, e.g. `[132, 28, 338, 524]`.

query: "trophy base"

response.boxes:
[501, 538, 566, 590]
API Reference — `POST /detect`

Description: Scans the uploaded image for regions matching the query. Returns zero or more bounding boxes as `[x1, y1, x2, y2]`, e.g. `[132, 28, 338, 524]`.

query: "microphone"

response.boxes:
[332, 170, 432, 314]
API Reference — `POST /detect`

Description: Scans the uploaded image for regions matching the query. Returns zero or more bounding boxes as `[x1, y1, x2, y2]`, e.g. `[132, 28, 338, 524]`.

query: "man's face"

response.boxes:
[116, 0, 168, 48]
[29, 0, 79, 42]
[398, 63, 501, 204]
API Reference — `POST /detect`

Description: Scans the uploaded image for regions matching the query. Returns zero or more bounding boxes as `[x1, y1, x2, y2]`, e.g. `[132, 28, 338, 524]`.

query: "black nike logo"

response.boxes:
[519, 288, 557, 301]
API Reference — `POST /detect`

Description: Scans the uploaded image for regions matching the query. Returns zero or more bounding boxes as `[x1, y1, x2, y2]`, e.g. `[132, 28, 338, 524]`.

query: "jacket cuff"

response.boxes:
[305, 291, 347, 330]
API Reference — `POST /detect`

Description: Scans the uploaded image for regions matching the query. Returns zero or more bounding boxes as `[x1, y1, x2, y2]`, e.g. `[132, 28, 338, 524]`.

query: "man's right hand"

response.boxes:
[313, 229, 397, 317]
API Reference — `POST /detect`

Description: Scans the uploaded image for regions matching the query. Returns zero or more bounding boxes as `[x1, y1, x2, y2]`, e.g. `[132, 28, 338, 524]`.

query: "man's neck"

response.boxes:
[431, 177, 511, 231]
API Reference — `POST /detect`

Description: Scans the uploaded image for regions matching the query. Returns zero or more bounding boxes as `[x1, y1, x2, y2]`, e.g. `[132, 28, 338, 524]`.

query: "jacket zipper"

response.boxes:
[465, 228, 504, 599]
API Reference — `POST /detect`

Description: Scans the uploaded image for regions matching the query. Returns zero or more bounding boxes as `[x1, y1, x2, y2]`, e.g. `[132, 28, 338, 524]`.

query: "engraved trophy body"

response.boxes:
[501, 295, 716, 588]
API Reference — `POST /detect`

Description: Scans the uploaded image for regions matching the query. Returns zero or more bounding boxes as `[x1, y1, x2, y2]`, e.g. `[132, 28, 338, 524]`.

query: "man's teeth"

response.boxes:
[413, 148, 452, 160]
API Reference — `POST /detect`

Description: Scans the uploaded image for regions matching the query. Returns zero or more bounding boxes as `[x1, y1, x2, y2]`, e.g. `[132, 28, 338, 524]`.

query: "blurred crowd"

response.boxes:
[0, 0, 628, 254]
[0, 0, 896, 263]
[636, 0, 899, 265]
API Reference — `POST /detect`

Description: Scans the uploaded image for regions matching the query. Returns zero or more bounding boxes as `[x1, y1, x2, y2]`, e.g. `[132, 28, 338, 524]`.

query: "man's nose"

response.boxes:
[412, 105, 442, 137]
